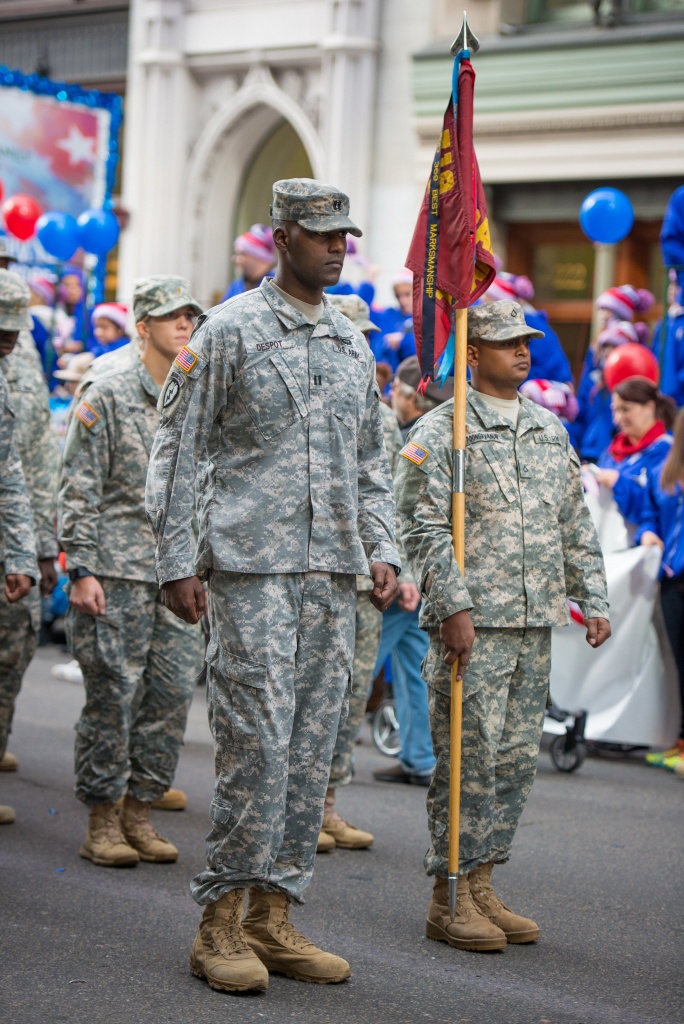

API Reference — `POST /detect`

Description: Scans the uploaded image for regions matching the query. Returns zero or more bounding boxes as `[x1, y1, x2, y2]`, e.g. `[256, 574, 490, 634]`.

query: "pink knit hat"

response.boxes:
[391, 268, 413, 288]
[29, 275, 56, 305]
[595, 285, 654, 321]
[520, 379, 579, 422]
[597, 320, 639, 348]
[486, 272, 535, 303]
[92, 302, 129, 331]
[234, 224, 275, 264]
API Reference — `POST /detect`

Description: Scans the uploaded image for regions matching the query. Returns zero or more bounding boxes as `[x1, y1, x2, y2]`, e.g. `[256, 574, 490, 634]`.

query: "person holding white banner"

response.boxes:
[594, 379, 675, 528]
[638, 411, 684, 772]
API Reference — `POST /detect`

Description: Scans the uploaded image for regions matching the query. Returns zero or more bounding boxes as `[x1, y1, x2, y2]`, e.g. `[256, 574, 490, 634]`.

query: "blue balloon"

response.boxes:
[77, 208, 120, 255]
[36, 211, 79, 261]
[579, 188, 634, 245]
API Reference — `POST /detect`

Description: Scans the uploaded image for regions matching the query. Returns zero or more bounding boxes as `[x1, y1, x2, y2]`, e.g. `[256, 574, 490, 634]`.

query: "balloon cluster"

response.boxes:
[0, 180, 119, 259]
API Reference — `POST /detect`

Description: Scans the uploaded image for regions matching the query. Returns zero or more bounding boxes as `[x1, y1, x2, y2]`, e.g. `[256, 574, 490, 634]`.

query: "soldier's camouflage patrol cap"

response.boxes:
[0, 269, 32, 331]
[133, 275, 203, 322]
[271, 178, 362, 237]
[468, 300, 544, 343]
[329, 293, 379, 332]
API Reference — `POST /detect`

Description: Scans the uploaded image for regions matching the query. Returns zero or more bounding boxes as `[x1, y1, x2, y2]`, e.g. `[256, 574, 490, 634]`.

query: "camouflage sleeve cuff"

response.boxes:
[64, 548, 98, 573]
[36, 542, 59, 561]
[368, 542, 402, 576]
[4, 558, 38, 582]
[155, 559, 197, 587]
[576, 601, 610, 620]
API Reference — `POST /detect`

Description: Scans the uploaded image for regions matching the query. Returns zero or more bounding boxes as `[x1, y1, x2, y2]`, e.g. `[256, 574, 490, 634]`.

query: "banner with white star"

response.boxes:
[0, 72, 117, 221]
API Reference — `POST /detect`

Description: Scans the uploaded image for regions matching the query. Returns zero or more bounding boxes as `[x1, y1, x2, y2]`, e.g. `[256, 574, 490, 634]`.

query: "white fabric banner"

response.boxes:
[548, 491, 681, 747]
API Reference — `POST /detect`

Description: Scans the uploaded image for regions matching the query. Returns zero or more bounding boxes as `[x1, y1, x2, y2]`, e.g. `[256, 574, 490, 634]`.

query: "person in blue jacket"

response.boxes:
[219, 224, 275, 302]
[651, 276, 684, 408]
[595, 378, 675, 527]
[88, 302, 130, 360]
[371, 269, 416, 370]
[637, 409, 684, 768]
[484, 272, 572, 384]
[568, 320, 640, 462]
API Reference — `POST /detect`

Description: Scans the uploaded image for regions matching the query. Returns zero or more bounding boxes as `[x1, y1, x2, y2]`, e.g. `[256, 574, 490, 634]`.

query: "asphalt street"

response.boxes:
[1, 645, 681, 1024]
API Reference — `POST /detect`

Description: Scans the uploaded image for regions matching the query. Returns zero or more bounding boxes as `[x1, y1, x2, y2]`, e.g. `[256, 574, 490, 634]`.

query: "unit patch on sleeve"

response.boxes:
[400, 441, 429, 466]
[75, 401, 99, 428]
[174, 346, 198, 373]
[162, 372, 183, 409]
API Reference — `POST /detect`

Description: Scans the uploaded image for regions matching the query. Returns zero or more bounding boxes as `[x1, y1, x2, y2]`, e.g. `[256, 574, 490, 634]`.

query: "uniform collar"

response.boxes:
[466, 384, 551, 437]
[136, 359, 161, 403]
[260, 279, 355, 340]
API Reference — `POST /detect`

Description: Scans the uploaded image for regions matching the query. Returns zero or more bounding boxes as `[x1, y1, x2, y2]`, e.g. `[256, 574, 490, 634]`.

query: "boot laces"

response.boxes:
[97, 808, 127, 846]
[471, 875, 505, 913]
[213, 898, 251, 956]
[272, 908, 317, 953]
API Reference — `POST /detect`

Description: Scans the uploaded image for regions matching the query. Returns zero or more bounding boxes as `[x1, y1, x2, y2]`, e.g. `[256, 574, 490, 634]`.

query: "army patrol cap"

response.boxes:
[0, 269, 32, 331]
[468, 300, 544, 343]
[133, 275, 203, 322]
[271, 178, 362, 238]
[329, 293, 379, 333]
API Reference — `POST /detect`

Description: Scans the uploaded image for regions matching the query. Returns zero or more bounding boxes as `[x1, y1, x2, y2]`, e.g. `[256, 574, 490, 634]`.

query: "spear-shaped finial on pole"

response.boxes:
[450, 10, 480, 57]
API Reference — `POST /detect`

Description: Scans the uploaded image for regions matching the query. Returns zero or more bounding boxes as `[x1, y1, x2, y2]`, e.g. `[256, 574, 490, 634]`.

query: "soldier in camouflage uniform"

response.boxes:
[395, 300, 610, 953]
[318, 294, 404, 852]
[146, 179, 399, 993]
[0, 371, 39, 823]
[58, 276, 205, 868]
[0, 271, 59, 775]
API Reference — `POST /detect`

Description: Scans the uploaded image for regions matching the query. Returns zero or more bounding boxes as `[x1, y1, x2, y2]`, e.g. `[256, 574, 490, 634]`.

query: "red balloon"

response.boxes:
[0, 180, 4, 205]
[603, 343, 659, 392]
[2, 194, 43, 241]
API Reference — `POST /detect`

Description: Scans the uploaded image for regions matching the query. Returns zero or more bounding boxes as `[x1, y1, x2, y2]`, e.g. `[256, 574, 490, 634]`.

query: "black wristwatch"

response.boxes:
[68, 566, 94, 582]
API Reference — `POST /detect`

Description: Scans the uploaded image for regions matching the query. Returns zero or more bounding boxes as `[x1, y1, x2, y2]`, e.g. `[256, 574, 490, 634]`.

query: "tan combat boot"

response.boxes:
[190, 890, 269, 993]
[317, 830, 336, 853]
[0, 751, 18, 771]
[150, 788, 187, 811]
[321, 813, 374, 849]
[80, 802, 139, 867]
[120, 795, 178, 862]
[321, 786, 373, 849]
[426, 875, 507, 951]
[242, 889, 351, 984]
[0, 804, 16, 824]
[468, 862, 540, 943]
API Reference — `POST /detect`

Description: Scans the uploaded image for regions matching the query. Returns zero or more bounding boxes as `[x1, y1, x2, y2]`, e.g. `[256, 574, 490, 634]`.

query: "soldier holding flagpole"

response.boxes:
[395, 14, 611, 953]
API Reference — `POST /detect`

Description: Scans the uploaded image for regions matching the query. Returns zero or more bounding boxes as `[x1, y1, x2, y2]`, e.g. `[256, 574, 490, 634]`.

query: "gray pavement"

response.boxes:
[1, 645, 682, 1024]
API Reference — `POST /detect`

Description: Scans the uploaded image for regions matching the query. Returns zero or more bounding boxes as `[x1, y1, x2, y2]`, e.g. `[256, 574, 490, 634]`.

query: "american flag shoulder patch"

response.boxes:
[400, 441, 429, 466]
[75, 401, 99, 429]
[174, 346, 198, 373]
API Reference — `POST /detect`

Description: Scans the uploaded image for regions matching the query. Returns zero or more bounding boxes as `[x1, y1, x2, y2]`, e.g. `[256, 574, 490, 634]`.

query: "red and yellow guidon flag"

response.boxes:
[406, 58, 496, 381]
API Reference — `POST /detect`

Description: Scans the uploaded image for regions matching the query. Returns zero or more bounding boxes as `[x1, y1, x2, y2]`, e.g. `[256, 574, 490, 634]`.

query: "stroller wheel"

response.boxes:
[550, 733, 587, 773]
[372, 699, 401, 757]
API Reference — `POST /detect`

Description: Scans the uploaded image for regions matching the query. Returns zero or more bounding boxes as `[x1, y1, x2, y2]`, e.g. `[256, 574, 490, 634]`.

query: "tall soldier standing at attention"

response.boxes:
[395, 301, 610, 953]
[0, 371, 38, 824]
[146, 179, 399, 994]
[0, 270, 59, 775]
[58, 276, 205, 868]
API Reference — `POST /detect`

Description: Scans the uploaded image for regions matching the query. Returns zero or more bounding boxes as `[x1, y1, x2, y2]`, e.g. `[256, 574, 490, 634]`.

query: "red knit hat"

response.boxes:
[91, 302, 129, 331]
[486, 272, 535, 303]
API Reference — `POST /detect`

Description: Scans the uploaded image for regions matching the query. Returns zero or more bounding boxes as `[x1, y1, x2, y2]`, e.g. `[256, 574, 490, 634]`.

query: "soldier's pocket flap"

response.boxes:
[206, 636, 268, 689]
[481, 447, 517, 503]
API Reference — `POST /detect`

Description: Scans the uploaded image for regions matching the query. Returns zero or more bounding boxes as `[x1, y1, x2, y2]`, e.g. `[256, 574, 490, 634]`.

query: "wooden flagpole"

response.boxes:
[447, 11, 480, 923]
[448, 304, 468, 921]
